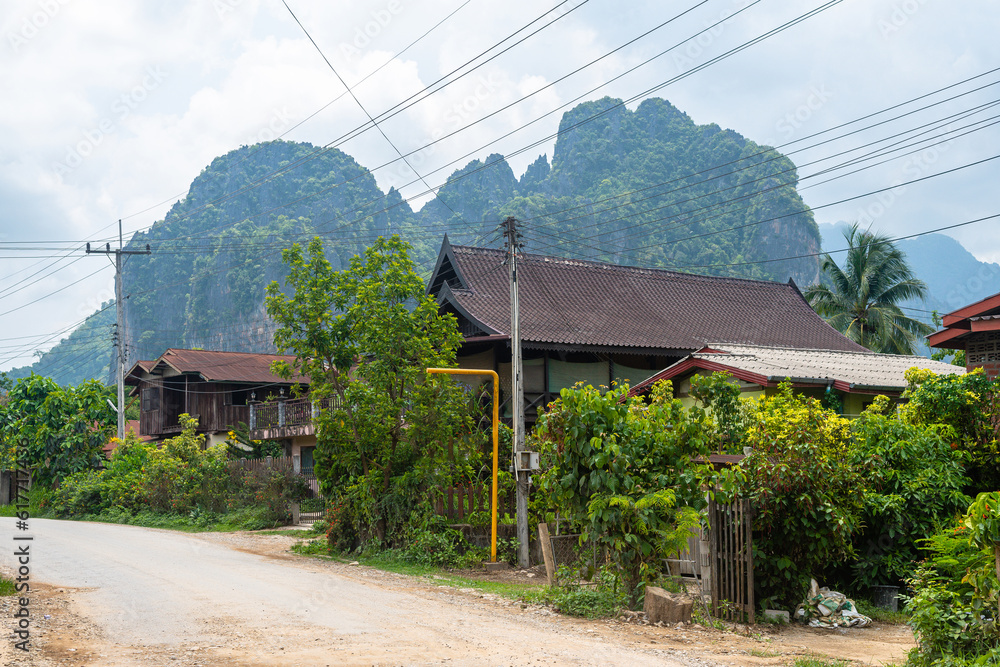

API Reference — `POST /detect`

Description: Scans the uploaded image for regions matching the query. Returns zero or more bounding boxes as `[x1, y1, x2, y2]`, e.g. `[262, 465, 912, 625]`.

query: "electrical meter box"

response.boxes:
[516, 451, 540, 471]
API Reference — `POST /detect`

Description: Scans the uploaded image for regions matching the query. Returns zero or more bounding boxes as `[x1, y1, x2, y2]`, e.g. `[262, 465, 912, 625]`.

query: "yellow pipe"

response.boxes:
[426, 367, 499, 563]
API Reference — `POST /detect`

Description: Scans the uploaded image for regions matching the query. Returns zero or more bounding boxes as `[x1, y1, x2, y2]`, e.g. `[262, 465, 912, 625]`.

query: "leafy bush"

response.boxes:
[904, 497, 999, 665]
[738, 383, 869, 609]
[51, 414, 310, 527]
[543, 565, 628, 618]
[536, 381, 715, 607]
[902, 368, 1000, 494]
[847, 396, 971, 589]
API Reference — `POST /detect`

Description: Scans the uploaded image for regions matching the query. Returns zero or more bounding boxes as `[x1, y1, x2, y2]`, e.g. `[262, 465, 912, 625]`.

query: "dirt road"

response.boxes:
[0, 518, 914, 666]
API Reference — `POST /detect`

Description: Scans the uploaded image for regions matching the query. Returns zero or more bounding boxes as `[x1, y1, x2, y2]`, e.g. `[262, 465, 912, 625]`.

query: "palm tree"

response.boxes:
[804, 223, 933, 355]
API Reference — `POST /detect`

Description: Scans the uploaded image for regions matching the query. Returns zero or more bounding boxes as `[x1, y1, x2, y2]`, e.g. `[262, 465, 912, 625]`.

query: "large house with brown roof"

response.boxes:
[928, 290, 1000, 380]
[428, 237, 868, 421]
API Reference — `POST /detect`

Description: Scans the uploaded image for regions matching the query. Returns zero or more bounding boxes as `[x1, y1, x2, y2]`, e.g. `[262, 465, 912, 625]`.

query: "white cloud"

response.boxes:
[1, 0, 999, 370]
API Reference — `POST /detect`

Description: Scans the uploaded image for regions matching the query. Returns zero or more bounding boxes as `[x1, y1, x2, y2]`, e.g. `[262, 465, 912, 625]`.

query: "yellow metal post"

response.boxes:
[426, 368, 500, 563]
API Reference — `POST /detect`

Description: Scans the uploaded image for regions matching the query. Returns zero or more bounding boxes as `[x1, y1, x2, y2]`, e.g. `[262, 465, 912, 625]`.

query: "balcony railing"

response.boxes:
[249, 396, 339, 434]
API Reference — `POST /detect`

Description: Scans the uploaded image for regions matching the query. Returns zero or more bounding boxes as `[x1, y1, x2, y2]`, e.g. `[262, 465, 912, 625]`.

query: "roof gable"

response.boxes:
[125, 348, 308, 385]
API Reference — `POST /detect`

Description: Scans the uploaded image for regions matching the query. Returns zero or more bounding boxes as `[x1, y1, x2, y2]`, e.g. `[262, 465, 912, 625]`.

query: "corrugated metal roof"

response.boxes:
[434, 244, 868, 353]
[133, 348, 309, 384]
[687, 344, 962, 390]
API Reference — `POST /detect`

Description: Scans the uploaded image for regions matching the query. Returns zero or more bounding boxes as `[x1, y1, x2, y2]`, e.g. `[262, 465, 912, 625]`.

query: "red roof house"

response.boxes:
[928, 290, 1000, 379]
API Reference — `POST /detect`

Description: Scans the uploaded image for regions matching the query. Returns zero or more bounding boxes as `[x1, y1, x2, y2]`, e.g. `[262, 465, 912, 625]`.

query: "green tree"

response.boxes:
[804, 223, 932, 354]
[739, 383, 870, 608]
[0, 374, 115, 486]
[535, 381, 713, 606]
[265, 235, 470, 544]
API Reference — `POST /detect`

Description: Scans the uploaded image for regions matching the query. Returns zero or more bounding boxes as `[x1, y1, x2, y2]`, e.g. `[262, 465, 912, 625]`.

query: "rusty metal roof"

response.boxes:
[125, 348, 309, 385]
[429, 240, 867, 354]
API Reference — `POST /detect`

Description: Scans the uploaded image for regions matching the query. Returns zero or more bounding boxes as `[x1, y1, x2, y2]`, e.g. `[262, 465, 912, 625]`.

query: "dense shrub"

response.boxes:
[535, 381, 714, 607]
[904, 495, 1000, 665]
[51, 414, 309, 526]
[738, 383, 870, 609]
[847, 396, 971, 590]
[902, 368, 1000, 494]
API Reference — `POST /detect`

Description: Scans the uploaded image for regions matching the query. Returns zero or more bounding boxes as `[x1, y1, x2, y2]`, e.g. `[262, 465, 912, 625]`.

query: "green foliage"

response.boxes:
[0, 374, 116, 486]
[267, 236, 473, 546]
[0, 575, 16, 596]
[49, 414, 309, 527]
[542, 566, 628, 618]
[902, 368, 1000, 494]
[535, 381, 716, 607]
[689, 371, 748, 452]
[847, 396, 971, 589]
[805, 223, 933, 354]
[904, 518, 998, 665]
[738, 383, 868, 609]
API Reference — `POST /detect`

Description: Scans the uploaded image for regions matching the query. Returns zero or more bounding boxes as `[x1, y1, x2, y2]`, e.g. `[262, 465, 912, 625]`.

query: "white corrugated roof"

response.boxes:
[697, 343, 965, 389]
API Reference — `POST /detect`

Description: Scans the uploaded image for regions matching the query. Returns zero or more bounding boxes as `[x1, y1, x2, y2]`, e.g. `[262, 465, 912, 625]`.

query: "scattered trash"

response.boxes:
[795, 580, 871, 628]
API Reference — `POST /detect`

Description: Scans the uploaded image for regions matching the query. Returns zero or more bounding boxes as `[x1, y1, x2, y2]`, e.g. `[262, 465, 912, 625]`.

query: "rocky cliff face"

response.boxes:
[26, 97, 826, 383]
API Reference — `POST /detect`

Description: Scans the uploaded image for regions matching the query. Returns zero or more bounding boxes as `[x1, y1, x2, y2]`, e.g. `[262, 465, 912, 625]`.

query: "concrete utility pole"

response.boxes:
[86, 220, 150, 440]
[502, 216, 530, 568]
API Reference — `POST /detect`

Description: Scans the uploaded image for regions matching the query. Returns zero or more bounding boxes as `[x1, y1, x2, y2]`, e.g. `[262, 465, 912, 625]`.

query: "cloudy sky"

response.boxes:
[1, 0, 999, 371]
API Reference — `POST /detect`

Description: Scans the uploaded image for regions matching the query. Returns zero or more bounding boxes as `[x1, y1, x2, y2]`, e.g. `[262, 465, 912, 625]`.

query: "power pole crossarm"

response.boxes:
[85, 219, 151, 440]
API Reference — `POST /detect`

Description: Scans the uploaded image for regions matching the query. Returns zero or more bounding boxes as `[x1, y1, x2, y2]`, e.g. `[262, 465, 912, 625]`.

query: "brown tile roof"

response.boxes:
[630, 343, 964, 396]
[429, 240, 867, 354]
[125, 348, 308, 385]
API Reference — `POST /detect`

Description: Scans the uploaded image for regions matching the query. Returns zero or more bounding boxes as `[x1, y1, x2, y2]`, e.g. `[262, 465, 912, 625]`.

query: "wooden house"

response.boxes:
[928, 290, 1000, 379]
[124, 348, 307, 447]
[427, 237, 868, 422]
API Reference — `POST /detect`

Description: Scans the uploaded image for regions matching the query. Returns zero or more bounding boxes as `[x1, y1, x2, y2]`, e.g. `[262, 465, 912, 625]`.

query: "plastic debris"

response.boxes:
[794, 579, 871, 628]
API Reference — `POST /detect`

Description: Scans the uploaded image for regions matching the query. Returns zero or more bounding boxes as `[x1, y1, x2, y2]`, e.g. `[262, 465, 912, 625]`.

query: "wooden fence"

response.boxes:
[429, 484, 514, 522]
[708, 498, 755, 624]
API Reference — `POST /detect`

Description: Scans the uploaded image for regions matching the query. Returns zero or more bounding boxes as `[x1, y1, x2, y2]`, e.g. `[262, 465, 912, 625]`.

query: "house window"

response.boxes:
[301, 446, 315, 476]
[141, 387, 159, 412]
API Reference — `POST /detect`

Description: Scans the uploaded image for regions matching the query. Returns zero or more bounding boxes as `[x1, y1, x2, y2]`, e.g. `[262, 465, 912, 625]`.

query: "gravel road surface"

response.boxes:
[2, 518, 713, 666]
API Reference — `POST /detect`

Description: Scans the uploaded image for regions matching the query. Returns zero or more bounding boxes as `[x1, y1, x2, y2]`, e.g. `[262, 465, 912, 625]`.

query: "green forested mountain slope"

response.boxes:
[15, 97, 829, 383]
[5, 302, 115, 385]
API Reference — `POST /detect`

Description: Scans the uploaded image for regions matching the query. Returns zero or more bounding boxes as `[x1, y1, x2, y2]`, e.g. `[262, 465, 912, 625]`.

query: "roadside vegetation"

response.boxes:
[2, 235, 998, 665]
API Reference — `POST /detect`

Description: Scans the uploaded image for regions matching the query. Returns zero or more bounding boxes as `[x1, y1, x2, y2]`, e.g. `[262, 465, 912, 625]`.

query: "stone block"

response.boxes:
[763, 609, 790, 623]
[643, 586, 693, 624]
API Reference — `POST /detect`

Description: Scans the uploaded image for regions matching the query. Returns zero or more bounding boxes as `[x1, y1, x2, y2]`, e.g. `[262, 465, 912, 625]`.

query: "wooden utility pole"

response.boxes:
[86, 220, 150, 439]
[502, 216, 530, 568]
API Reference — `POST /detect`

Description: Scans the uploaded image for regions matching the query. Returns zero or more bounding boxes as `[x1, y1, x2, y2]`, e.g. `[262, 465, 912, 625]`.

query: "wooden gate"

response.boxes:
[708, 498, 755, 624]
